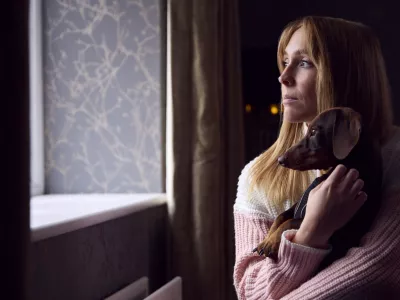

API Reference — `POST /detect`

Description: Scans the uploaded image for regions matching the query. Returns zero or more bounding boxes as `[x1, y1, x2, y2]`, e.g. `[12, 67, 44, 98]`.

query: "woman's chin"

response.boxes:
[283, 110, 316, 123]
[283, 113, 304, 123]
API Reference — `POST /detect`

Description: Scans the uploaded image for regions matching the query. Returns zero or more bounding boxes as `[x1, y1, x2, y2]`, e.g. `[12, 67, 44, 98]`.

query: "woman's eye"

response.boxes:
[282, 59, 313, 68]
[299, 60, 313, 68]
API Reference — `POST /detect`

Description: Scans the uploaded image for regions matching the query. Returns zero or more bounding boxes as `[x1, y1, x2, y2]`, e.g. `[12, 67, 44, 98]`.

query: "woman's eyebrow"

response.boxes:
[283, 49, 309, 56]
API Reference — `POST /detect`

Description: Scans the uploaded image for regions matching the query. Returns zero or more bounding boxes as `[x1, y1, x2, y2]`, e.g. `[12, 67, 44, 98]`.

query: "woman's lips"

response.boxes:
[283, 98, 298, 105]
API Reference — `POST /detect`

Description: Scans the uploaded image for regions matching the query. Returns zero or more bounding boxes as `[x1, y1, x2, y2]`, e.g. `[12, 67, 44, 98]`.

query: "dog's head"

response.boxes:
[278, 107, 362, 171]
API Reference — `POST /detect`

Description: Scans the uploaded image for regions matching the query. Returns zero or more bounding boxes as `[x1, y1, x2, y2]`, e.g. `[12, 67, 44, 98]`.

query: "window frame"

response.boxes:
[29, 0, 45, 196]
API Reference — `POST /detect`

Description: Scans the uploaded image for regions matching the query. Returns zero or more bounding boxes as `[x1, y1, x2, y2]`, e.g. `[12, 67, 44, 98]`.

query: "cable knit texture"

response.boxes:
[233, 126, 400, 299]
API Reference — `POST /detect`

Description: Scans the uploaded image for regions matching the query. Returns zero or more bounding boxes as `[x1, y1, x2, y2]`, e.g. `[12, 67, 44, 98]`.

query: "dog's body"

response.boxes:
[254, 107, 382, 271]
[319, 122, 382, 270]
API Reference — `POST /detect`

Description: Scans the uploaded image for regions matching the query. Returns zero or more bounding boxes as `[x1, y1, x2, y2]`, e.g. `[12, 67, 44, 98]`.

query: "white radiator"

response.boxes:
[105, 277, 149, 300]
[105, 277, 182, 300]
[144, 277, 182, 300]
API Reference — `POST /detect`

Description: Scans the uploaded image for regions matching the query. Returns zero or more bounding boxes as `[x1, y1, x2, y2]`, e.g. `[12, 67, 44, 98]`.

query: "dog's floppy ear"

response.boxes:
[332, 109, 362, 160]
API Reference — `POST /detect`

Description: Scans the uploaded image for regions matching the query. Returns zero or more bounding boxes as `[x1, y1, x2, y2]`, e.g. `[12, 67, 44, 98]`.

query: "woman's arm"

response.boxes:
[233, 160, 332, 300]
[280, 187, 400, 299]
[234, 212, 331, 300]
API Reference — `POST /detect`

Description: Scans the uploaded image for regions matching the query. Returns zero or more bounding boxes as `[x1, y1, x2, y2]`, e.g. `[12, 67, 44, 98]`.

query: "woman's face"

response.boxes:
[280, 27, 318, 123]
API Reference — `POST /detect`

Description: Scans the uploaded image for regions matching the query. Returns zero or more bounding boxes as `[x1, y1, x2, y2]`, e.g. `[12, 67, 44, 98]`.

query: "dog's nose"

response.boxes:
[278, 155, 286, 166]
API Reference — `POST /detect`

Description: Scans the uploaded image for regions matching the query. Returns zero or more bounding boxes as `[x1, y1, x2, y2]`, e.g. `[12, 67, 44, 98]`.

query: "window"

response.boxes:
[31, 0, 164, 195]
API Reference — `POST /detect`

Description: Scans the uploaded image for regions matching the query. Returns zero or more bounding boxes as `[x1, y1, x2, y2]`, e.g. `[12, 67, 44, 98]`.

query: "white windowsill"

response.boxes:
[31, 193, 167, 242]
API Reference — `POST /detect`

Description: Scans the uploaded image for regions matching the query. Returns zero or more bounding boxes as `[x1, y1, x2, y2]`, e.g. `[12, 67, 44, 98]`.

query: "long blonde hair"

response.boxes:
[250, 16, 393, 211]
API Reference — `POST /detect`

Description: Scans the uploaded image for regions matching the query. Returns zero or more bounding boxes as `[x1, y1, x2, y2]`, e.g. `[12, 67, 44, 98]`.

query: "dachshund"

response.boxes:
[253, 107, 382, 271]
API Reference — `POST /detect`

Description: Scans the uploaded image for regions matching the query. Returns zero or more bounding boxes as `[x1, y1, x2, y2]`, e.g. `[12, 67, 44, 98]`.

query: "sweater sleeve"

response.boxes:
[234, 213, 332, 299]
[233, 160, 332, 300]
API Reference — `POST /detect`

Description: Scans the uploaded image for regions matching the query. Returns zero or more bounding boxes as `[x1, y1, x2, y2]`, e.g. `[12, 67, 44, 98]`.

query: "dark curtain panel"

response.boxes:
[0, 1, 31, 299]
[167, 0, 245, 299]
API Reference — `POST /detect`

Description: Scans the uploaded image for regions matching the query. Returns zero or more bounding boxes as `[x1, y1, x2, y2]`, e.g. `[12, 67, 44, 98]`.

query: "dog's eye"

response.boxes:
[310, 128, 317, 136]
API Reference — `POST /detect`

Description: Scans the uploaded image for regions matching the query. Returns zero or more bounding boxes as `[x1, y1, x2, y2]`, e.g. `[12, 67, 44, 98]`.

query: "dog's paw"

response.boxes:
[252, 235, 280, 260]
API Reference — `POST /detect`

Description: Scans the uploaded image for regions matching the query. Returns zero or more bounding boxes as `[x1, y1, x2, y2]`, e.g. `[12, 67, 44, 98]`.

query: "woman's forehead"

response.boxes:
[284, 28, 309, 56]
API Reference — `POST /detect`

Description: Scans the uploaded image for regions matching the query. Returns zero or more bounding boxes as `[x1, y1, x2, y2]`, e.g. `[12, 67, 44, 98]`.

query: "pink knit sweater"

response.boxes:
[233, 127, 400, 299]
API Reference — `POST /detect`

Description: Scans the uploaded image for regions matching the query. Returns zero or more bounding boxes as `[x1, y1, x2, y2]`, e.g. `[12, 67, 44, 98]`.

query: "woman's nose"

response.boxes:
[279, 70, 294, 86]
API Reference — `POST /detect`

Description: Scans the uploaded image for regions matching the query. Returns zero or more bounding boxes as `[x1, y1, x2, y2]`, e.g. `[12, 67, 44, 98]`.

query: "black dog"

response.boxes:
[253, 107, 382, 271]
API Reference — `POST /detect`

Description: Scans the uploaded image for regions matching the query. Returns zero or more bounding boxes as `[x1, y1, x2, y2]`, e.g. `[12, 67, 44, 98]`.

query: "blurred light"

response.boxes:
[270, 104, 279, 115]
[245, 104, 252, 113]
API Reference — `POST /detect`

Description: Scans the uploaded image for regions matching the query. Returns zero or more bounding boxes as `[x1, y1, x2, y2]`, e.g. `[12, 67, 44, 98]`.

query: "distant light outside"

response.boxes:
[245, 104, 252, 113]
[270, 104, 279, 115]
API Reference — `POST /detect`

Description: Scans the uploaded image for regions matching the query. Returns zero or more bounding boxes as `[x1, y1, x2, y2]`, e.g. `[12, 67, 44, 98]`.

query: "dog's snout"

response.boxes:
[278, 155, 286, 166]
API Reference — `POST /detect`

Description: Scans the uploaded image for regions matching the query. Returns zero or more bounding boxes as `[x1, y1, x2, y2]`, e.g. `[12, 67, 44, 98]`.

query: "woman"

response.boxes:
[234, 16, 400, 299]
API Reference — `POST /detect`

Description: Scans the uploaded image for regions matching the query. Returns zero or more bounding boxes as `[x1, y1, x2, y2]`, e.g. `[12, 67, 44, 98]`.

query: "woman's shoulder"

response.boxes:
[382, 126, 400, 166]
[382, 126, 400, 187]
[382, 125, 400, 151]
[233, 154, 284, 219]
[234, 155, 267, 214]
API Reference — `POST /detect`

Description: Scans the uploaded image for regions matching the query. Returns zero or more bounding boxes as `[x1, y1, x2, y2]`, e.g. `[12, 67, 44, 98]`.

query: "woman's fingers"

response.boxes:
[349, 178, 364, 198]
[355, 190, 368, 203]
[341, 168, 360, 191]
[325, 164, 347, 186]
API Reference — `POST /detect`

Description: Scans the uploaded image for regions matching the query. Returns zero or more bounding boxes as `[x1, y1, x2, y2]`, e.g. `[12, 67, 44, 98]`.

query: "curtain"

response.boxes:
[166, 0, 245, 299]
[1, 1, 31, 299]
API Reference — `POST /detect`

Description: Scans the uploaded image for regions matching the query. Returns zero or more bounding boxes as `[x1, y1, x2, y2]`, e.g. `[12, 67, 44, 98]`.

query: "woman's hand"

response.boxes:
[293, 165, 367, 248]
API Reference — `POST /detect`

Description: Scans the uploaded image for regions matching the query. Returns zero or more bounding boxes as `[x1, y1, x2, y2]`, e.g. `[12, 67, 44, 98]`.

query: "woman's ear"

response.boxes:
[332, 109, 362, 160]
